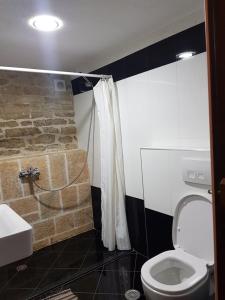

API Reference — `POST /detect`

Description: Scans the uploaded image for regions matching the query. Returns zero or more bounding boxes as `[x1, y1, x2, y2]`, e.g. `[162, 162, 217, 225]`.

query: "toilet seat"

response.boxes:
[141, 194, 214, 299]
[141, 249, 208, 295]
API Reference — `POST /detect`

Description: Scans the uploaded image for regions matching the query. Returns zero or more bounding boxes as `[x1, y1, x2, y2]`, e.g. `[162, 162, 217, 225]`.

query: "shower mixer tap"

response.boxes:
[19, 167, 40, 180]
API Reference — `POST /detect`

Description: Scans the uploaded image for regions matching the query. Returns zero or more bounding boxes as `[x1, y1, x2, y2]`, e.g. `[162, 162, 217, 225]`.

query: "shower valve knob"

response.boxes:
[19, 167, 40, 179]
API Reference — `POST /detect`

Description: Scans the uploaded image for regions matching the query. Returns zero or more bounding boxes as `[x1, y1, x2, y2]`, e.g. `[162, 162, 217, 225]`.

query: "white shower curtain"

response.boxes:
[93, 78, 131, 251]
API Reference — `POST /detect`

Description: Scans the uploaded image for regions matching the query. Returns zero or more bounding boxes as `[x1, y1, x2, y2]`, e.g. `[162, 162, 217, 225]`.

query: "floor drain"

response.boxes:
[16, 264, 28, 272]
[125, 289, 141, 300]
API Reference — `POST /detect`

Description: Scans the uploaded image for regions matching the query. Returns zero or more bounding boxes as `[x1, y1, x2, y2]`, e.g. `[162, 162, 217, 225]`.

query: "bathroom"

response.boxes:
[0, 0, 223, 299]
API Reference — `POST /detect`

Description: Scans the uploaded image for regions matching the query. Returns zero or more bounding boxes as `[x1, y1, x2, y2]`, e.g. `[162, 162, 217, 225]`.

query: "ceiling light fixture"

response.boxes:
[176, 51, 196, 60]
[28, 15, 63, 32]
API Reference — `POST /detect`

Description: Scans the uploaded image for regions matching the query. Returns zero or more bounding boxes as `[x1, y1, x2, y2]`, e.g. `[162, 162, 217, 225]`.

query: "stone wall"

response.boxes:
[0, 150, 93, 250]
[0, 71, 77, 155]
[0, 71, 93, 250]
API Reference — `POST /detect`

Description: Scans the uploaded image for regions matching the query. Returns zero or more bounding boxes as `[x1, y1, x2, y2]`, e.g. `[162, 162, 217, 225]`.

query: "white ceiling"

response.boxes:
[0, 0, 204, 73]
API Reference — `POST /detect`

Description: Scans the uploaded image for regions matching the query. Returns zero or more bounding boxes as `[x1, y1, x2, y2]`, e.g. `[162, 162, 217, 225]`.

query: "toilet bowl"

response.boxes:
[141, 194, 214, 300]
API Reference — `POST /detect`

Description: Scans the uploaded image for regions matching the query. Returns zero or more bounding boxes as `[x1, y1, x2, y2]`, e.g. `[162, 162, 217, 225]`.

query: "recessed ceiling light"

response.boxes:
[176, 51, 196, 60]
[28, 15, 63, 32]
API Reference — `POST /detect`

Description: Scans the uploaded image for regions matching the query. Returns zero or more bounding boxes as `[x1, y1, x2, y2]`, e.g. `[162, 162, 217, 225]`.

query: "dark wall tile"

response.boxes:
[125, 196, 147, 255]
[72, 23, 205, 95]
[91, 186, 173, 257]
[145, 209, 173, 258]
[91, 186, 102, 231]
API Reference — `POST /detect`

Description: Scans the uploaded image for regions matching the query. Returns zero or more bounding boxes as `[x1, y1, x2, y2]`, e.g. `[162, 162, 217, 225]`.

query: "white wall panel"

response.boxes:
[74, 52, 210, 205]
[141, 148, 210, 216]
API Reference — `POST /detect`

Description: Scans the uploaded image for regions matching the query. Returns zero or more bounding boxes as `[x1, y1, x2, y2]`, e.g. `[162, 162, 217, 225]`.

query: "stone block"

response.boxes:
[0, 138, 25, 148]
[58, 136, 73, 144]
[78, 183, 92, 207]
[55, 112, 74, 117]
[21, 120, 32, 126]
[75, 206, 93, 227]
[66, 150, 88, 183]
[0, 121, 18, 127]
[33, 134, 55, 144]
[0, 149, 20, 156]
[9, 196, 38, 215]
[22, 212, 40, 223]
[43, 127, 59, 134]
[50, 223, 93, 244]
[39, 191, 61, 219]
[55, 212, 75, 233]
[61, 126, 76, 135]
[33, 219, 55, 240]
[33, 238, 50, 251]
[20, 155, 50, 195]
[0, 78, 9, 85]
[68, 119, 75, 124]
[2, 113, 30, 120]
[33, 118, 67, 127]
[61, 185, 78, 210]
[64, 143, 78, 150]
[0, 160, 22, 200]
[23, 86, 54, 96]
[49, 153, 67, 188]
[25, 145, 46, 152]
[50, 228, 78, 244]
[5, 127, 41, 137]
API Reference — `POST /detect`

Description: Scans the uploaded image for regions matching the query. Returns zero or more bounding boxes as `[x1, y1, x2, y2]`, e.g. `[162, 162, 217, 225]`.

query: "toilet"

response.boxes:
[141, 194, 214, 300]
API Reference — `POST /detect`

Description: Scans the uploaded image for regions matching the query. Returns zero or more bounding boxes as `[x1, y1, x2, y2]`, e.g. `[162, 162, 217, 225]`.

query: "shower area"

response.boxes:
[0, 69, 142, 300]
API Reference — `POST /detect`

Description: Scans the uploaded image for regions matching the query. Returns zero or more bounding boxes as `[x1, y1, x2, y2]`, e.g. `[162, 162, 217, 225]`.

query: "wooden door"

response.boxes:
[205, 1, 225, 299]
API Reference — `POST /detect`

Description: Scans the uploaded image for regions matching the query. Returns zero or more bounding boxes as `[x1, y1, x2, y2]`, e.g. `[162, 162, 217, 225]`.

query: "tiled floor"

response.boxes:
[0, 230, 145, 300]
[31, 251, 147, 300]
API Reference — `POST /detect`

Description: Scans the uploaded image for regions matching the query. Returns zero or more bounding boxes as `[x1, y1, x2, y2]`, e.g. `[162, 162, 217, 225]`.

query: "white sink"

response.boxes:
[0, 204, 33, 267]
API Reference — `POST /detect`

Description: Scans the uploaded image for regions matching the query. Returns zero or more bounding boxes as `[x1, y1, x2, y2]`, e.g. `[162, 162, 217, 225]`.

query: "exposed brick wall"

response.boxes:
[0, 71, 93, 251]
[0, 71, 77, 156]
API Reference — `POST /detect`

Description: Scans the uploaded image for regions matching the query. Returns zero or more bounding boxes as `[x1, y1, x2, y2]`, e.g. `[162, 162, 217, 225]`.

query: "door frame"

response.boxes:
[205, 1, 225, 299]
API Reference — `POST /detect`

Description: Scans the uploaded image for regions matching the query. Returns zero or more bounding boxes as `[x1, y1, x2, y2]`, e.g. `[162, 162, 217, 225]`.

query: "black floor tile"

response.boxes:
[0, 231, 145, 300]
[4, 267, 48, 289]
[76, 229, 101, 240]
[81, 251, 117, 270]
[103, 253, 147, 272]
[96, 270, 143, 295]
[88, 238, 108, 253]
[0, 265, 18, 292]
[94, 293, 124, 299]
[52, 251, 86, 269]
[73, 292, 95, 300]
[0, 288, 34, 300]
[64, 270, 102, 293]
[63, 237, 94, 253]
[38, 268, 80, 290]
[96, 270, 132, 294]
[26, 251, 60, 269]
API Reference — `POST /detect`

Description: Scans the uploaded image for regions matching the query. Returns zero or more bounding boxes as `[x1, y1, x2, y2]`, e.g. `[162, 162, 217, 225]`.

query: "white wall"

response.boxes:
[141, 148, 210, 216]
[74, 52, 210, 201]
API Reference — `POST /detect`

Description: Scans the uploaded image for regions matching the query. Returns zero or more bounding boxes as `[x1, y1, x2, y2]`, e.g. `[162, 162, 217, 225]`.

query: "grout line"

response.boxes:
[92, 267, 103, 300]
[31, 237, 70, 295]
[64, 152, 69, 185]
[77, 236, 96, 271]
[46, 155, 52, 190]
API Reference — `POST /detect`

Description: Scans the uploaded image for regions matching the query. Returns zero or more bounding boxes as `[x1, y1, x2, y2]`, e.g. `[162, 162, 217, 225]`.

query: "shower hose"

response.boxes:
[32, 82, 95, 192]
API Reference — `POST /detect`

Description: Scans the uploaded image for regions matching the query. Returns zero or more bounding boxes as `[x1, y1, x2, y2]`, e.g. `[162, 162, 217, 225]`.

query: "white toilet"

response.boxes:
[141, 194, 214, 300]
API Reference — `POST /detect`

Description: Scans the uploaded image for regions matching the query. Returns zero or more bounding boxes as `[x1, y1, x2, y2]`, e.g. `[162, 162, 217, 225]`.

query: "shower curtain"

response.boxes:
[93, 78, 131, 251]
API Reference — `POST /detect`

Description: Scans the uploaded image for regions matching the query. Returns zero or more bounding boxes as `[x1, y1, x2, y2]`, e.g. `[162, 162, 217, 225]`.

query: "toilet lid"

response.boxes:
[172, 194, 214, 266]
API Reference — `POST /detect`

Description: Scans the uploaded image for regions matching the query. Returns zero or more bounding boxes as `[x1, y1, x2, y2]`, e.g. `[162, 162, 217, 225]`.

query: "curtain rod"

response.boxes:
[0, 66, 111, 79]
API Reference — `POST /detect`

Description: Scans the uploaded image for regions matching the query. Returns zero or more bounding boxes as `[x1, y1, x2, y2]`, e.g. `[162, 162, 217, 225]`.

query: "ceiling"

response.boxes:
[0, 0, 204, 73]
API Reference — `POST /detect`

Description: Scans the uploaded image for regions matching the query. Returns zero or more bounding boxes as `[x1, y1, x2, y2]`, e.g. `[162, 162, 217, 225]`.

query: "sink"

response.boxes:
[0, 204, 33, 267]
